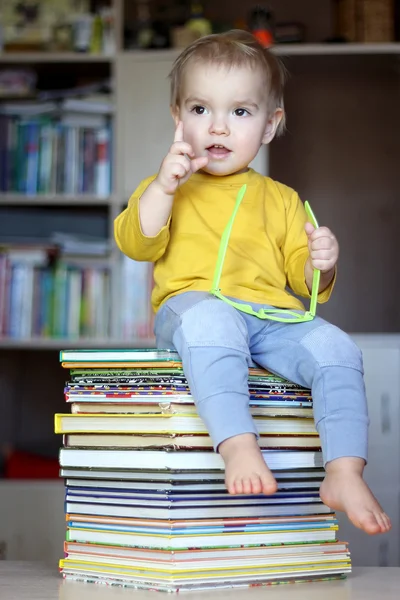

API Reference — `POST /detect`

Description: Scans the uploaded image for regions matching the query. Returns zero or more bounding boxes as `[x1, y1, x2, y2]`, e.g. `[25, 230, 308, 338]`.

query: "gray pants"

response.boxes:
[155, 291, 369, 465]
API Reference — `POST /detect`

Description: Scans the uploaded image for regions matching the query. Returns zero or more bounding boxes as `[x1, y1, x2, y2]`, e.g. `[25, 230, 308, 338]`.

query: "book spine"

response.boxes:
[95, 127, 111, 196]
[25, 122, 40, 195]
[38, 122, 54, 194]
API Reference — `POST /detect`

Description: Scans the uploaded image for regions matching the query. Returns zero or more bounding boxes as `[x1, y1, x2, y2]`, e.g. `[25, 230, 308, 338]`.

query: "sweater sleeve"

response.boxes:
[282, 188, 335, 304]
[114, 175, 171, 262]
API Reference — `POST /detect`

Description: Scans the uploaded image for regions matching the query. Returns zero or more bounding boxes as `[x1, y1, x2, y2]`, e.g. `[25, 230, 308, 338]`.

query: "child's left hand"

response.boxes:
[305, 222, 339, 273]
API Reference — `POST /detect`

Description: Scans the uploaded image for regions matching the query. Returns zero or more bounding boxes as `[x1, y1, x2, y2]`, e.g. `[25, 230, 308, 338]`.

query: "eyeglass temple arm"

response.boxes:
[304, 200, 320, 317]
[211, 184, 247, 292]
[211, 188, 321, 318]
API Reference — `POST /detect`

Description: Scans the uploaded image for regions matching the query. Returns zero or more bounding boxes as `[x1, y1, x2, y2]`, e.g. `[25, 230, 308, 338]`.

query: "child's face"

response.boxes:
[174, 62, 281, 176]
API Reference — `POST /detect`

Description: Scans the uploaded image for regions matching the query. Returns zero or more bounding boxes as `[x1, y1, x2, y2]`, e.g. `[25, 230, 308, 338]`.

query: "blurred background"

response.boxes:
[0, 0, 399, 570]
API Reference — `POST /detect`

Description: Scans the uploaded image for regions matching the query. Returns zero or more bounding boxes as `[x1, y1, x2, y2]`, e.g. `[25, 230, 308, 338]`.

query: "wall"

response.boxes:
[203, 0, 334, 43]
[0, 351, 66, 467]
[270, 54, 400, 332]
[125, 0, 334, 44]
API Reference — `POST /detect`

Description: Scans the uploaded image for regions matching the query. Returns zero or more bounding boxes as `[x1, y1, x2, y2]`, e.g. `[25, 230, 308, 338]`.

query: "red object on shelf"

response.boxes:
[4, 450, 59, 479]
[253, 29, 274, 48]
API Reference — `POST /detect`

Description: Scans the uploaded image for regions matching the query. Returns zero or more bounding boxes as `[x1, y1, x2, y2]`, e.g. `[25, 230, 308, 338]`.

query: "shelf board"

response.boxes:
[0, 194, 114, 206]
[273, 43, 400, 56]
[0, 52, 114, 64]
[121, 43, 400, 60]
[2, 44, 400, 64]
[0, 337, 156, 350]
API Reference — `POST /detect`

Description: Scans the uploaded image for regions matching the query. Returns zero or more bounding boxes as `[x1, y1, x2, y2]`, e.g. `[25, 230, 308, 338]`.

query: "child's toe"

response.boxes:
[359, 512, 381, 535]
[242, 477, 252, 495]
[233, 478, 243, 495]
[250, 477, 262, 495]
[261, 477, 277, 495]
[382, 513, 392, 531]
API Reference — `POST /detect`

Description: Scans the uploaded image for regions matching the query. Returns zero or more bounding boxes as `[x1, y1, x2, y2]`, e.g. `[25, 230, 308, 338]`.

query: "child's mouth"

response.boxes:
[206, 144, 231, 159]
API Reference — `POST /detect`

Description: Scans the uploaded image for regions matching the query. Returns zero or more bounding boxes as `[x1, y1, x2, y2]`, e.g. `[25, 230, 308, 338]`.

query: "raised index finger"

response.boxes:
[174, 121, 184, 143]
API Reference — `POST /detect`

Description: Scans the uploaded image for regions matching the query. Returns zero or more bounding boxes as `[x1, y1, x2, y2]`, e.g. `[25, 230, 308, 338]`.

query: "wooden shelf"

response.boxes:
[121, 43, 400, 60]
[0, 337, 156, 350]
[273, 43, 400, 56]
[0, 52, 114, 63]
[2, 44, 399, 66]
[0, 194, 114, 206]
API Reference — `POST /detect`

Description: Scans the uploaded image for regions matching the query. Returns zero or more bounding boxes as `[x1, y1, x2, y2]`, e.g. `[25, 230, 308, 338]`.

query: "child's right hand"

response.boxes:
[155, 121, 208, 195]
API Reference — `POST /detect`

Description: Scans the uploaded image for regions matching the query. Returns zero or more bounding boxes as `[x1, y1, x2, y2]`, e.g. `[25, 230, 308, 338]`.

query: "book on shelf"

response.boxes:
[58, 563, 350, 592]
[65, 489, 323, 507]
[64, 383, 309, 401]
[55, 413, 318, 435]
[0, 245, 111, 339]
[0, 102, 112, 196]
[65, 512, 338, 550]
[63, 539, 349, 568]
[67, 366, 288, 383]
[65, 513, 337, 548]
[64, 499, 331, 521]
[58, 447, 324, 471]
[61, 96, 114, 115]
[119, 255, 155, 341]
[59, 349, 181, 362]
[64, 476, 324, 491]
[0, 245, 155, 341]
[63, 432, 321, 450]
[49, 233, 110, 257]
[65, 513, 338, 540]
[59, 467, 326, 482]
[67, 402, 314, 417]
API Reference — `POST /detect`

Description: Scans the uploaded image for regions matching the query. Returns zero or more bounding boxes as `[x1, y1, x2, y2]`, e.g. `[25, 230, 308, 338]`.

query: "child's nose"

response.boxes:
[209, 118, 229, 136]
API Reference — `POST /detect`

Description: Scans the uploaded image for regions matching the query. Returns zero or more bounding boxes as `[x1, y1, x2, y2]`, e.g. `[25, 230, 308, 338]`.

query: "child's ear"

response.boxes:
[170, 105, 180, 126]
[262, 108, 284, 144]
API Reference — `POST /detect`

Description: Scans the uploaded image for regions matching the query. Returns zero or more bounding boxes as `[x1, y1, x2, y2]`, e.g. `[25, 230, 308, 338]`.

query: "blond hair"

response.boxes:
[169, 29, 287, 135]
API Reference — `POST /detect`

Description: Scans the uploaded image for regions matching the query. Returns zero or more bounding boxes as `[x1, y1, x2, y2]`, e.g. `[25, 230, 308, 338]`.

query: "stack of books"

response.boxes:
[55, 348, 351, 592]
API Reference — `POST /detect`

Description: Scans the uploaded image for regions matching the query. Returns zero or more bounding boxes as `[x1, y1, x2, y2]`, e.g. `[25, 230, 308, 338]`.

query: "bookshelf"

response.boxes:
[1, 0, 400, 347]
[0, 0, 140, 348]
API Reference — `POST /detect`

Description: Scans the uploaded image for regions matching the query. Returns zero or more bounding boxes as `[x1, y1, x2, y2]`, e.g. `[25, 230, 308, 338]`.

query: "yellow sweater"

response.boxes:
[114, 169, 334, 313]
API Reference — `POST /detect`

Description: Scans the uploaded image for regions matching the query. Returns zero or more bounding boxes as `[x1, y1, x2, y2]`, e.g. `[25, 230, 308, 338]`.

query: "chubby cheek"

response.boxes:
[184, 129, 206, 155]
[238, 119, 264, 141]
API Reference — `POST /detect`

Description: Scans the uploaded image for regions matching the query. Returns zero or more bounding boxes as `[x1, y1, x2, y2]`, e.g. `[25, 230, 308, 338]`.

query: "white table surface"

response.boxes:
[0, 563, 400, 600]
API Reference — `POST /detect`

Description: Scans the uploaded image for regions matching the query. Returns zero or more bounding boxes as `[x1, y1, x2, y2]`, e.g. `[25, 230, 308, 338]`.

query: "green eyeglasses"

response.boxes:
[209, 184, 320, 323]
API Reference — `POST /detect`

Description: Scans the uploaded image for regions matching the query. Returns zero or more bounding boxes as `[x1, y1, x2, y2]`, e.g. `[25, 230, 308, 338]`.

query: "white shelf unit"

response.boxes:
[337, 336, 400, 567]
[0, 481, 65, 564]
[0, 1, 124, 346]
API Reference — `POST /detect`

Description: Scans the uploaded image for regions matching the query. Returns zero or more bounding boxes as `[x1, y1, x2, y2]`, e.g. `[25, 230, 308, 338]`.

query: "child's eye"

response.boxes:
[234, 108, 249, 117]
[192, 105, 207, 115]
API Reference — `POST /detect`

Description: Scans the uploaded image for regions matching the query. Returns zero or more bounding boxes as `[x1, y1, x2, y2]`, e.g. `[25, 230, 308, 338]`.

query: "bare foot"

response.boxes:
[218, 433, 277, 495]
[319, 457, 392, 535]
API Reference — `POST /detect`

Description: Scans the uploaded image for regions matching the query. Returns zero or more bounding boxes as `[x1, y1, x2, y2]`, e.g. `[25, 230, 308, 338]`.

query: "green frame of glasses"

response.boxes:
[209, 184, 320, 323]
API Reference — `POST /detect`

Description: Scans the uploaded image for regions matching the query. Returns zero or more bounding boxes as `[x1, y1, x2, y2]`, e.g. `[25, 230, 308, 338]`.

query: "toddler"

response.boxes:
[115, 30, 391, 536]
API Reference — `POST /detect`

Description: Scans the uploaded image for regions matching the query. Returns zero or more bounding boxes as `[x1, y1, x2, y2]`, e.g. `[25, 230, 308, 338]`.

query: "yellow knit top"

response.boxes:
[114, 169, 334, 313]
